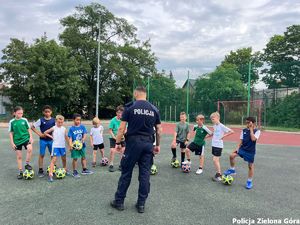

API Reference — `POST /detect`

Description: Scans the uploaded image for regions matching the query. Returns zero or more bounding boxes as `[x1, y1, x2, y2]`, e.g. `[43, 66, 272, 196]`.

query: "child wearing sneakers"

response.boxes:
[210, 112, 234, 182]
[90, 117, 105, 167]
[108, 106, 125, 172]
[44, 115, 69, 182]
[184, 114, 212, 174]
[68, 114, 93, 178]
[9, 106, 34, 179]
[171, 112, 190, 165]
[31, 105, 55, 177]
[223, 116, 261, 189]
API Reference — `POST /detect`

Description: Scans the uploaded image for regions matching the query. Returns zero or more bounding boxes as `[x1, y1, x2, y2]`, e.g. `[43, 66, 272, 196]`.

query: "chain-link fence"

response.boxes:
[135, 62, 299, 129]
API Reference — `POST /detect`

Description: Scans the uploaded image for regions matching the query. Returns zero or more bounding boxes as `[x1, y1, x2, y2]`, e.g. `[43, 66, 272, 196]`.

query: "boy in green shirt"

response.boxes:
[108, 105, 125, 172]
[9, 106, 34, 179]
[184, 114, 212, 175]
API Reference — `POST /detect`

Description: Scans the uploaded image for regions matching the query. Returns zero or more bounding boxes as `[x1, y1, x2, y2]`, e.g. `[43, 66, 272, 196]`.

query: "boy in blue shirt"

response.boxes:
[224, 117, 261, 189]
[68, 114, 93, 178]
[31, 105, 55, 177]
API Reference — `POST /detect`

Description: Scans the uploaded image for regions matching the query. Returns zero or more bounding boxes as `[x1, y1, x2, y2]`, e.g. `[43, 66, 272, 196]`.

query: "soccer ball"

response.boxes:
[100, 157, 109, 166]
[55, 168, 66, 179]
[222, 175, 234, 185]
[47, 165, 57, 174]
[72, 140, 83, 150]
[150, 164, 158, 175]
[171, 159, 180, 168]
[23, 169, 34, 180]
[181, 163, 191, 173]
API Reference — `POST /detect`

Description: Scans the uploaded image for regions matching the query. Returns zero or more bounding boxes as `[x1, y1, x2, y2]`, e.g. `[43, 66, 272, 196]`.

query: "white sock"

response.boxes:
[247, 178, 253, 182]
[230, 167, 235, 170]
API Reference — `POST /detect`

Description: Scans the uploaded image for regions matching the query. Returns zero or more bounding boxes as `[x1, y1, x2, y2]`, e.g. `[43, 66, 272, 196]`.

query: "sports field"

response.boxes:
[0, 123, 299, 225]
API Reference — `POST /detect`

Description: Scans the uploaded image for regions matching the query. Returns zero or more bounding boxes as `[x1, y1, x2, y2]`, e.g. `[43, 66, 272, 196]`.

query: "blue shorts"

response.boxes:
[51, 148, 66, 157]
[237, 148, 255, 164]
[40, 139, 53, 156]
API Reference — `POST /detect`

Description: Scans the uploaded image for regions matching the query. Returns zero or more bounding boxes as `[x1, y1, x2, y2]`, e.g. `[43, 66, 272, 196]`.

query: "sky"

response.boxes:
[0, 0, 300, 88]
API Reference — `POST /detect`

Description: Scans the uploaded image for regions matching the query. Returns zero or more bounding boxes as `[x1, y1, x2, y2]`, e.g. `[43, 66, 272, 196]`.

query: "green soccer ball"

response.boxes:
[55, 168, 66, 179]
[222, 175, 234, 185]
[150, 164, 158, 175]
[47, 165, 57, 174]
[23, 169, 34, 180]
[171, 159, 180, 168]
[72, 140, 83, 150]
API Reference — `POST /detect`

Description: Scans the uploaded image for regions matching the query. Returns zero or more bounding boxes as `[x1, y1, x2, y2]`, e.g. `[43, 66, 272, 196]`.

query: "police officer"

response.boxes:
[110, 86, 162, 213]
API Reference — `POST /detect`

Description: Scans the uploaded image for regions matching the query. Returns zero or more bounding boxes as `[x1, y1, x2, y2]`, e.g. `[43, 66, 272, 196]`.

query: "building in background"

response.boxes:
[182, 79, 197, 94]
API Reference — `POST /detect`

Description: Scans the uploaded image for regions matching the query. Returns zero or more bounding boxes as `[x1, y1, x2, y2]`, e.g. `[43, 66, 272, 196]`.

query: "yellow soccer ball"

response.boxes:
[72, 140, 83, 150]
[23, 169, 34, 180]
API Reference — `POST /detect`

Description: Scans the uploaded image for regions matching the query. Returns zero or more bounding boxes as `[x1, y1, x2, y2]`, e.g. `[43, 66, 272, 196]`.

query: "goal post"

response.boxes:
[217, 100, 264, 128]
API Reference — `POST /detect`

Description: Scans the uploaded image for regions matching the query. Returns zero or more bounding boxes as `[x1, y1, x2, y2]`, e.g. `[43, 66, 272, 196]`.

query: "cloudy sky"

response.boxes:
[0, 0, 300, 88]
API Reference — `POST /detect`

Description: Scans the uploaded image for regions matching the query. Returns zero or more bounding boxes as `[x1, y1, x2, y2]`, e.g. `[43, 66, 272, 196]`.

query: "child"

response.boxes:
[9, 106, 34, 179]
[171, 112, 190, 165]
[68, 113, 93, 178]
[90, 117, 105, 167]
[184, 114, 212, 174]
[44, 115, 69, 182]
[150, 126, 157, 172]
[108, 106, 125, 172]
[31, 105, 55, 177]
[210, 112, 234, 182]
[223, 117, 261, 189]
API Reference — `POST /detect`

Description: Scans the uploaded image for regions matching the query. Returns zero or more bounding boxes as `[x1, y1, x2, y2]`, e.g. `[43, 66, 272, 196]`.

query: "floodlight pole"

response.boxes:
[147, 76, 150, 101]
[132, 78, 136, 101]
[186, 71, 190, 122]
[96, 16, 101, 118]
[247, 60, 252, 116]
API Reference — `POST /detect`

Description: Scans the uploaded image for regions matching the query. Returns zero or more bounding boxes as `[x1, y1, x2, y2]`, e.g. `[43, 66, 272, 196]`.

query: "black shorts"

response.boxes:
[93, 143, 104, 150]
[187, 142, 204, 156]
[176, 140, 187, 149]
[15, 141, 30, 151]
[212, 147, 223, 157]
[109, 138, 125, 148]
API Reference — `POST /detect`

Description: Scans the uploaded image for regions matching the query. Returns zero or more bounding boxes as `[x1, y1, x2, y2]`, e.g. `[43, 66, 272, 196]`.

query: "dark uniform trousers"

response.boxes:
[115, 135, 154, 205]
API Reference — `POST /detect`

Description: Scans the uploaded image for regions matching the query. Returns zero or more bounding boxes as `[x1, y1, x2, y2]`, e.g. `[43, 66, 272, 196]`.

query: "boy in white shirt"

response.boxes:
[210, 112, 234, 182]
[90, 117, 105, 167]
[44, 115, 69, 182]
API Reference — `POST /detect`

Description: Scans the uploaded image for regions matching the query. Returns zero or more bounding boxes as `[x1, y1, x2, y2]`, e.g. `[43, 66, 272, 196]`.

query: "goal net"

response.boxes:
[218, 100, 263, 128]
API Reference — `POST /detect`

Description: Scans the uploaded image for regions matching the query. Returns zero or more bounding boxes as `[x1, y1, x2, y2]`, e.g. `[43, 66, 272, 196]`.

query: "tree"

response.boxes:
[194, 64, 247, 115]
[267, 93, 300, 128]
[0, 37, 83, 117]
[262, 25, 300, 88]
[59, 3, 157, 118]
[0, 39, 30, 109]
[220, 47, 262, 85]
[149, 73, 177, 105]
[140, 73, 184, 121]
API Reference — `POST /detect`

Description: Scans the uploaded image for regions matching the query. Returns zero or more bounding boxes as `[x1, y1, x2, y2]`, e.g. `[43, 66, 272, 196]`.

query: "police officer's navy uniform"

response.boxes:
[114, 100, 161, 206]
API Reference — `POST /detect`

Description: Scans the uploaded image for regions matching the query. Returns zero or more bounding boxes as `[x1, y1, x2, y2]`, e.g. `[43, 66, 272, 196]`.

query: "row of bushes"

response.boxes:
[267, 93, 300, 128]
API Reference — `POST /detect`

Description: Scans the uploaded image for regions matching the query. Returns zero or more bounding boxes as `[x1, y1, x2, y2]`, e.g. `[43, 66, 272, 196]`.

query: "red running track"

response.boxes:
[161, 123, 300, 147]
